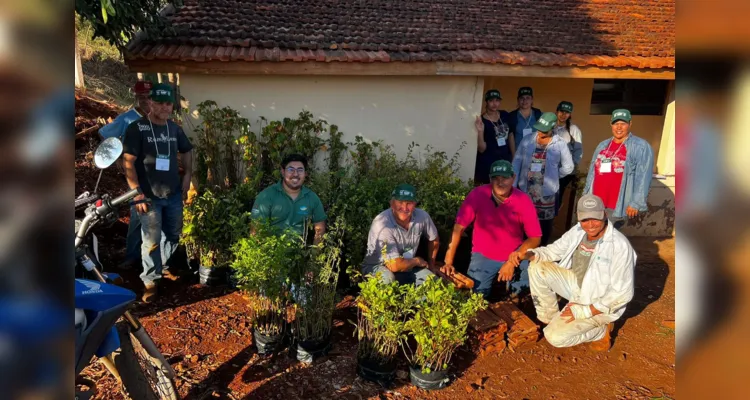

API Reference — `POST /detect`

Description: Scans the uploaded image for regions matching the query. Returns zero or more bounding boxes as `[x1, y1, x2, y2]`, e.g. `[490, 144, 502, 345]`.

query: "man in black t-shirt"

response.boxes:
[122, 83, 193, 302]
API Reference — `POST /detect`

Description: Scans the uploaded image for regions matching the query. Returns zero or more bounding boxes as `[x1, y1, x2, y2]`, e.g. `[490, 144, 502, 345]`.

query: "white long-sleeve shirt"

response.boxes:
[529, 222, 636, 320]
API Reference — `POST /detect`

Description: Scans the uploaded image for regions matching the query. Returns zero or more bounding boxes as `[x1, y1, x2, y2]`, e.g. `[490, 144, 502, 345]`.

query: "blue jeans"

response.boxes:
[362, 265, 434, 287]
[138, 193, 183, 285]
[125, 206, 142, 262]
[466, 252, 531, 299]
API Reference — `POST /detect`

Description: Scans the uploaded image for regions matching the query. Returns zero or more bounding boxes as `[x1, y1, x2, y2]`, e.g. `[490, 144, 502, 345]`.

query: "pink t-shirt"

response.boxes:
[455, 185, 542, 261]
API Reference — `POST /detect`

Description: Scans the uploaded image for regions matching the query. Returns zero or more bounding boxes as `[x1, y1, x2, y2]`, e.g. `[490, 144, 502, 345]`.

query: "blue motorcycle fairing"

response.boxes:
[95, 326, 121, 358]
[74, 279, 135, 311]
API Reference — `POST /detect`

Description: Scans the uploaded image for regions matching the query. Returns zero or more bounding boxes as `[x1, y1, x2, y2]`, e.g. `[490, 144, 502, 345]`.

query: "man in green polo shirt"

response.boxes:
[251, 153, 327, 243]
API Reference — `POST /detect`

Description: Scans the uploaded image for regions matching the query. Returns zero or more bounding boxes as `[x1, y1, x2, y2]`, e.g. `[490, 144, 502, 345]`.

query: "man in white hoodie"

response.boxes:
[514, 194, 636, 350]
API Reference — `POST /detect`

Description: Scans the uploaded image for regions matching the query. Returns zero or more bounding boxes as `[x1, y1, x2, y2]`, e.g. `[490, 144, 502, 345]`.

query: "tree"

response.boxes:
[74, 0, 182, 51]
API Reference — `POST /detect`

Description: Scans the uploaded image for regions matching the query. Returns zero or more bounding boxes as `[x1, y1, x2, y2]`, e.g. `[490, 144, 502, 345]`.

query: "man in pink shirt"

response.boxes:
[443, 160, 542, 298]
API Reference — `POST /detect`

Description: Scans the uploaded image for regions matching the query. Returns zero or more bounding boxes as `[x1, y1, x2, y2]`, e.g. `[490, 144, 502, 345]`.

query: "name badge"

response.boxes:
[496, 137, 506, 147]
[600, 159, 612, 173]
[530, 160, 543, 172]
[402, 248, 415, 259]
[155, 155, 170, 171]
[523, 128, 533, 137]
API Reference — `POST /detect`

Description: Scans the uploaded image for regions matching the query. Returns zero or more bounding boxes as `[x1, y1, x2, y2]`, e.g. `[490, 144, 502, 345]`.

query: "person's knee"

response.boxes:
[371, 268, 395, 284]
[543, 326, 577, 348]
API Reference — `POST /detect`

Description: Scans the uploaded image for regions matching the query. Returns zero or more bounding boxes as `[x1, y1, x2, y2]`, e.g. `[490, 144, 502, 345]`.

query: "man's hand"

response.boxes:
[505, 251, 523, 269]
[133, 193, 149, 214]
[475, 115, 484, 133]
[561, 303, 600, 323]
[440, 264, 455, 276]
[560, 304, 575, 323]
[626, 206, 639, 218]
[413, 257, 428, 268]
[497, 262, 515, 282]
[182, 176, 191, 200]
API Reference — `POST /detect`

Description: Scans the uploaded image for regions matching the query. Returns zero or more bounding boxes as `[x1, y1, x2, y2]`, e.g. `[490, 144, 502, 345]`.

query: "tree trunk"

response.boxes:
[75, 40, 84, 88]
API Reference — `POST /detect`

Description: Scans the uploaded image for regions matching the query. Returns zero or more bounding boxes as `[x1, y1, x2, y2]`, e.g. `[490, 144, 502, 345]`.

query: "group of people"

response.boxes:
[102, 80, 654, 350]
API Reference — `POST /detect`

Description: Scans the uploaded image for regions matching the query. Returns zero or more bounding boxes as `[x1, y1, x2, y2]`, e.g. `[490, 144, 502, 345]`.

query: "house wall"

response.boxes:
[178, 74, 484, 179]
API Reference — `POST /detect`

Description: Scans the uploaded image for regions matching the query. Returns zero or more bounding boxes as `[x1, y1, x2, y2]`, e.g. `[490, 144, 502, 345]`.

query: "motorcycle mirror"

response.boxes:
[94, 137, 123, 169]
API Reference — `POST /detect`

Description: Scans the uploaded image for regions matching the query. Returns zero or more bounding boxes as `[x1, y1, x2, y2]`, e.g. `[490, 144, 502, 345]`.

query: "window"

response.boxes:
[589, 79, 669, 116]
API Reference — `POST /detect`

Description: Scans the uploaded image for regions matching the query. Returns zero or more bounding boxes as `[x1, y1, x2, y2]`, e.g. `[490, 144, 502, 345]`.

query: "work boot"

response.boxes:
[590, 323, 613, 352]
[142, 282, 158, 303]
[162, 269, 179, 281]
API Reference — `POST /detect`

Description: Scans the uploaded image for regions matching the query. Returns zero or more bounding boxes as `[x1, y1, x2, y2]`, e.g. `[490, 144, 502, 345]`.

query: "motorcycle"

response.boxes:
[75, 137, 177, 400]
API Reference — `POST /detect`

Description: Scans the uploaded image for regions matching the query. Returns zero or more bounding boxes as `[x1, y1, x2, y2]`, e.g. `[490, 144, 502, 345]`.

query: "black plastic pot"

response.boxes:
[198, 265, 228, 286]
[290, 336, 331, 364]
[253, 327, 285, 356]
[409, 365, 449, 390]
[356, 356, 397, 387]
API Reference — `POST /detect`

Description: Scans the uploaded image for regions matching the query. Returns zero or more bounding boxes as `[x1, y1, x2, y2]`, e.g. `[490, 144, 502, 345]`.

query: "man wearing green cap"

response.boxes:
[443, 160, 542, 299]
[123, 83, 194, 302]
[361, 184, 442, 286]
[507, 87, 543, 151]
[513, 112, 574, 245]
[474, 89, 514, 184]
[584, 109, 654, 229]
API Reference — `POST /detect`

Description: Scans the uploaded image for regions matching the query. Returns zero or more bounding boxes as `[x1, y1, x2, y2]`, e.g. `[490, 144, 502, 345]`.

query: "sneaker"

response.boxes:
[590, 323, 613, 352]
[162, 270, 179, 281]
[142, 283, 158, 303]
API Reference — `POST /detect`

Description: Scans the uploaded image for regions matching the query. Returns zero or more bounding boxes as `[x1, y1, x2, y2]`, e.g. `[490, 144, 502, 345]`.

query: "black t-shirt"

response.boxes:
[123, 117, 193, 199]
[474, 112, 512, 184]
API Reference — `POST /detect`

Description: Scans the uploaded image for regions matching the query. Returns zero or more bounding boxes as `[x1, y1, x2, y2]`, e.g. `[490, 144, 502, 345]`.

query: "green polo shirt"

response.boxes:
[250, 182, 327, 235]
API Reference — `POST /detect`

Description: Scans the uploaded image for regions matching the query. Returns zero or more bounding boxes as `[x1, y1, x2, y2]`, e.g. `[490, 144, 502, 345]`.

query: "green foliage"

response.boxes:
[403, 276, 487, 373]
[289, 222, 345, 342]
[355, 275, 420, 364]
[181, 183, 256, 267]
[75, 0, 181, 51]
[194, 100, 253, 190]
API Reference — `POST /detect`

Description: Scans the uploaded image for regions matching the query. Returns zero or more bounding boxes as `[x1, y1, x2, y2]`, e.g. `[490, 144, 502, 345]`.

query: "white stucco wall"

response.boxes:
[178, 75, 484, 180]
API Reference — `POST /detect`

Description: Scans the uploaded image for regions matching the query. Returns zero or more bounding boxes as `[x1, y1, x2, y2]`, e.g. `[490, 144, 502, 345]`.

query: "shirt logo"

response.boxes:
[138, 123, 150, 132]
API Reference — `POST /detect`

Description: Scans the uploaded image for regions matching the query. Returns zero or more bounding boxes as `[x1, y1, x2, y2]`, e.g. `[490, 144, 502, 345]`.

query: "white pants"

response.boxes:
[529, 261, 616, 348]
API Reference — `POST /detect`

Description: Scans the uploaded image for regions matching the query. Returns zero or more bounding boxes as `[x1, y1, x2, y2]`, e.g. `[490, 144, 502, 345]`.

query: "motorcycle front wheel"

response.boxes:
[113, 323, 177, 400]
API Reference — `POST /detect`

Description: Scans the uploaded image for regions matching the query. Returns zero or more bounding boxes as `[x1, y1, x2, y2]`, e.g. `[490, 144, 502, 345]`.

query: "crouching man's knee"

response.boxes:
[543, 325, 579, 348]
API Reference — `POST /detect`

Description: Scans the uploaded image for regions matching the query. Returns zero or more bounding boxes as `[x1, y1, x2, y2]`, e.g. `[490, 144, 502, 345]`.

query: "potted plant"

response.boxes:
[355, 274, 419, 386]
[404, 276, 487, 390]
[183, 185, 255, 286]
[230, 223, 297, 356]
[288, 222, 344, 363]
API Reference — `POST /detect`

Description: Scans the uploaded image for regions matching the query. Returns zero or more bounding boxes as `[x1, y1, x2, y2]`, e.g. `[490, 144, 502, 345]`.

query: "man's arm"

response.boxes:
[181, 150, 193, 197]
[522, 227, 580, 263]
[592, 242, 636, 315]
[558, 142, 574, 178]
[441, 223, 465, 274]
[426, 237, 439, 268]
[498, 236, 541, 281]
[122, 154, 148, 214]
[384, 256, 427, 273]
[628, 142, 655, 214]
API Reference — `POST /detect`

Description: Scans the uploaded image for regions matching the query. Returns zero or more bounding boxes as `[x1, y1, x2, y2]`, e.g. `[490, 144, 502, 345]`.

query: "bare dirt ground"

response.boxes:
[76, 92, 675, 400]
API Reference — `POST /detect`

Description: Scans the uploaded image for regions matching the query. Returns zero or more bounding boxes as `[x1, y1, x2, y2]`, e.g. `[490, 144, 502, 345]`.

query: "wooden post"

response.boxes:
[75, 40, 84, 88]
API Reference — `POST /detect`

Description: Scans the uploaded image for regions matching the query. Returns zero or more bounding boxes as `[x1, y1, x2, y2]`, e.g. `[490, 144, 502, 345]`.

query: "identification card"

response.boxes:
[530, 160, 543, 172]
[523, 128, 533, 137]
[155, 155, 170, 171]
[496, 137, 506, 146]
[600, 159, 612, 173]
[402, 248, 415, 259]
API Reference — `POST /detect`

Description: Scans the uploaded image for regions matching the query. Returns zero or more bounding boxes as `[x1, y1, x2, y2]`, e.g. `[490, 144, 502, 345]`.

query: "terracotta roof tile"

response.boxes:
[127, 0, 674, 69]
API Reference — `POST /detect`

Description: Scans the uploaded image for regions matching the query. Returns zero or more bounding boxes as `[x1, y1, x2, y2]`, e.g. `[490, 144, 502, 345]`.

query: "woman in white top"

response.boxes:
[554, 101, 583, 214]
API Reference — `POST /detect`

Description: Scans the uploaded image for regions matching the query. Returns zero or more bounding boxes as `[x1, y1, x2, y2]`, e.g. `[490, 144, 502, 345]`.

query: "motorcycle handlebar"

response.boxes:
[74, 188, 141, 248]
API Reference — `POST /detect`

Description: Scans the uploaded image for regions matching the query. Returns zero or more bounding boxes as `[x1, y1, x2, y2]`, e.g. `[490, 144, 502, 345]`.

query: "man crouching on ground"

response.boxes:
[360, 184, 444, 286]
[516, 194, 636, 351]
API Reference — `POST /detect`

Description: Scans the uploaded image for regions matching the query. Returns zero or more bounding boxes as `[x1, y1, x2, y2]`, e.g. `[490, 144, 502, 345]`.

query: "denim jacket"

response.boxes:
[583, 133, 654, 218]
[513, 133, 574, 197]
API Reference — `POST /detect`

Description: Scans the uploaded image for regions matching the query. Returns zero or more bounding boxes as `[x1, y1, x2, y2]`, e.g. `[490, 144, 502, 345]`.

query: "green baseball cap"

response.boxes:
[517, 87, 533, 98]
[557, 101, 574, 113]
[611, 109, 632, 124]
[150, 83, 174, 103]
[533, 112, 558, 133]
[391, 183, 417, 202]
[489, 160, 514, 178]
[485, 89, 502, 101]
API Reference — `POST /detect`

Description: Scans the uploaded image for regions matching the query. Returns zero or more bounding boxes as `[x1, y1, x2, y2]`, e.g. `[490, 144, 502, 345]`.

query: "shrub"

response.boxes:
[355, 275, 419, 364]
[404, 276, 487, 374]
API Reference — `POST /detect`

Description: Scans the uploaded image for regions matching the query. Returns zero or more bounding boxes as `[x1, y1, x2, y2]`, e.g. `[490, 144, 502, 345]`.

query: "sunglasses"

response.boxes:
[285, 167, 306, 174]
